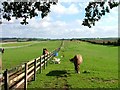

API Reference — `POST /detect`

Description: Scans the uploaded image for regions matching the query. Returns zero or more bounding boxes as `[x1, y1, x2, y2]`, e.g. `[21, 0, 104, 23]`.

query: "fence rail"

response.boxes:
[0, 41, 63, 90]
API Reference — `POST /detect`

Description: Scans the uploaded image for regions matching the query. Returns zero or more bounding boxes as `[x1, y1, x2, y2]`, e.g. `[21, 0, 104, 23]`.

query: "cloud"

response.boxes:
[1, 2, 118, 39]
[51, 3, 79, 15]
[59, 0, 92, 3]
[2, 13, 118, 39]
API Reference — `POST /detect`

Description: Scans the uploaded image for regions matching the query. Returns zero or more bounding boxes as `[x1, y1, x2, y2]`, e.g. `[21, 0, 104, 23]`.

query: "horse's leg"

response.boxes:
[77, 65, 80, 74]
[74, 63, 77, 73]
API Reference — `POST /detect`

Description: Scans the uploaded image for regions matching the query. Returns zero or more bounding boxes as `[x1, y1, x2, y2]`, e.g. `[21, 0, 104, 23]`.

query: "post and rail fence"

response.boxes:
[0, 41, 63, 90]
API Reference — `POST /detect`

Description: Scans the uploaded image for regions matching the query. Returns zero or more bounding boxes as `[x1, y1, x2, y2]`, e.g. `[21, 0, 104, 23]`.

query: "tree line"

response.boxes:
[79, 38, 120, 46]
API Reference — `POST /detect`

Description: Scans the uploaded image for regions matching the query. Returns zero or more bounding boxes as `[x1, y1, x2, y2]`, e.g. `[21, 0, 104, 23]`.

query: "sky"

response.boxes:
[0, 0, 119, 39]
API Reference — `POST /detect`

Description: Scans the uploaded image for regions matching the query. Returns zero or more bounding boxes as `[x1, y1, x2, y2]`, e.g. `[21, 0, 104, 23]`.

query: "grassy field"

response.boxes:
[28, 40, 118, 88]
[2, 41, 61, 69]
[2, 40, 118, 88]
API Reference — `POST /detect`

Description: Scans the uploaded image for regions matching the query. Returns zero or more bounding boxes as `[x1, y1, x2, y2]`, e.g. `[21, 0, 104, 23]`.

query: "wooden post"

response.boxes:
[39, 57, 42, 73]
[34, 59, 36, 81]
[24, 63, 28, 90]
[4, 69, 9, 90]
[46, 54, 48, 67]
[44, 55, 46, 69]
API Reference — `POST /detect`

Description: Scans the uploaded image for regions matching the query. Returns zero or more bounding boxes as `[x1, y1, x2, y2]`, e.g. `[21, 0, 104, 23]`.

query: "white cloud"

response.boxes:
[51, 3, 79, 15]
[67, 4, 80, 14]
[2, 17, 17, 24]
[2, 19, 118, 38]
[1, 2, 119, 39]
[59, 0, 91, 3]
[41, 21, 50, 27]
[2, 16, 118, 38]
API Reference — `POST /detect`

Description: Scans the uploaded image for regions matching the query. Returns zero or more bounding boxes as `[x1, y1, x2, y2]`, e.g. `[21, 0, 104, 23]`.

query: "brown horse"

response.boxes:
[70, 54, 83, 74]
[42, 48, 49, 55]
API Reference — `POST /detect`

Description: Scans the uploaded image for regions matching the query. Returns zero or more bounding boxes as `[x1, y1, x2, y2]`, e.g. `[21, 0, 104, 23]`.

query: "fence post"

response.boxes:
[34, 59, 37, 81]
[4, 69, 9, 90]
[39, 56, 42, 73]
[24, 63, 28, 90]
[46, 54, 49, 67]
[44, 55, 46, 69]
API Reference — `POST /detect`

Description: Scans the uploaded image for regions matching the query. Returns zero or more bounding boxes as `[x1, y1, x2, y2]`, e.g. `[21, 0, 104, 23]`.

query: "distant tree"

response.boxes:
[106, 41, 112, 45]
[0, 0, 119, 28]
[117, 38, 120, 46]
[113, 41, 117, 46]
[103, 41, 105, 45]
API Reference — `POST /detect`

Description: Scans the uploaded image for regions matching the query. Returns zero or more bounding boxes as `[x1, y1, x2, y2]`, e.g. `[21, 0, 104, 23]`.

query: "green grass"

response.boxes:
[28, 41, 118, 88]
[2, 41, 61, 69]
[2, 40, 118, 88]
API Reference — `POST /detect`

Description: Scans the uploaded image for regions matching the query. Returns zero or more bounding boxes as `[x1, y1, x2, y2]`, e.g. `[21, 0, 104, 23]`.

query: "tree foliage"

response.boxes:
[1, 1, 57, 25]
[0, 0, 119, 28]
[82, 0, 120, 28]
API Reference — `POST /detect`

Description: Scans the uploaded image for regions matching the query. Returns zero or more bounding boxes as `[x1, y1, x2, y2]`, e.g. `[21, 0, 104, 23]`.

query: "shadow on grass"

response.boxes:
[46, 70, 71, 77]
[82, 70, 90, 74]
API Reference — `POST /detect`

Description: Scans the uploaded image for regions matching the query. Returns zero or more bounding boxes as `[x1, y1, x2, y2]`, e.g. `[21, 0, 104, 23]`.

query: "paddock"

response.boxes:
[1, 40, 118, 88]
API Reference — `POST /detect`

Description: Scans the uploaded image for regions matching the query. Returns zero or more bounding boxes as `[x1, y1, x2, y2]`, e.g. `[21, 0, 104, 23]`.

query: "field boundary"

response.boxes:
[0, 41, 63, 90]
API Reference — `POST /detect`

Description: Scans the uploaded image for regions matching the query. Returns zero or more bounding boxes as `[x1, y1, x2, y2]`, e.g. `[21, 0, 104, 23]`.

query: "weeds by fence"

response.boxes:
[0, 41, 63, 90]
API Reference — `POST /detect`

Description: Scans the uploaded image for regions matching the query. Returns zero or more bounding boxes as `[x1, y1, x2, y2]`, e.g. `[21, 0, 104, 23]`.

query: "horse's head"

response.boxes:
[69, 58, 74, 63]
